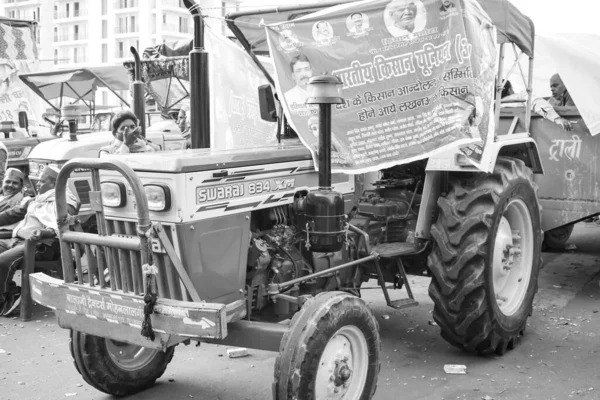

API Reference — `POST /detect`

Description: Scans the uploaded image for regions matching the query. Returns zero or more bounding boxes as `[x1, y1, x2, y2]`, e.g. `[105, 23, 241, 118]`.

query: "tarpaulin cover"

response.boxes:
[228, 0, 533, 58]
[266, 0, 497, 173]
[18, 66, 130, 107]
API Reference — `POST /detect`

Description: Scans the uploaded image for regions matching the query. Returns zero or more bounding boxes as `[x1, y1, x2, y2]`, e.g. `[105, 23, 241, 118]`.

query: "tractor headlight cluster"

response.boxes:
[101, 181, 171, 211]
[101, 181, 126, 208]
[144, 184, 171, 212]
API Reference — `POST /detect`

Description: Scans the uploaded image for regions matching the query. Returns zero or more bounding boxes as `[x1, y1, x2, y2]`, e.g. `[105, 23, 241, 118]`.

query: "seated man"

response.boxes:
[105, 110, 160, 154]
[0, 165, 78, 316]
[0, 168, 25, 213]
[548, 73, 576, 107]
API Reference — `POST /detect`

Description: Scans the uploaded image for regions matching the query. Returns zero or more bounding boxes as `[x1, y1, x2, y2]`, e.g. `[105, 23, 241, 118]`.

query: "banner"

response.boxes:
[205, 28, 278, 149]
[266, 0, 497, 173]
[0, 20, 44, 135]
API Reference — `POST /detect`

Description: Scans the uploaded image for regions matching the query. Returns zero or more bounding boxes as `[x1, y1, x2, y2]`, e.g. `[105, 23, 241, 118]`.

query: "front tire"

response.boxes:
[428, 157, 542, 355]
[273, 292, 380, 400]
[70, 330, 175, 397]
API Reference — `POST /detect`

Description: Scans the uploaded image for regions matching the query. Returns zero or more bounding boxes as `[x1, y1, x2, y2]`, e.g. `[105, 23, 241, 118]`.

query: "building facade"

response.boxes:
[1, 0, 242, 68]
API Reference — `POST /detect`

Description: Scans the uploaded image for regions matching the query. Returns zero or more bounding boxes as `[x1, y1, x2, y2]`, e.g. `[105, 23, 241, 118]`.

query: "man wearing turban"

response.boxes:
[0, 165, 79, 316]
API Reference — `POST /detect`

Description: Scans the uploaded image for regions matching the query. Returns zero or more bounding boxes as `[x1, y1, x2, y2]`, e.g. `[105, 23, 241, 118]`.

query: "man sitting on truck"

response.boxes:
[0, 168, 25, 213]
[0, 165, 79, 316]
[105, 110, 160, 154]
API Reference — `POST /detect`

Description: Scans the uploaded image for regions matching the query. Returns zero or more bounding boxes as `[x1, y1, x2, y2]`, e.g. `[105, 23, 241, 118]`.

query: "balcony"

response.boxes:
[54, 33, 89, 42]
[55, 56, 89, 65]
[54, 9, 88, 19]
[114, 25, 139, 34]
[162, 23, 191, 34]
[114, 0, 138, 9]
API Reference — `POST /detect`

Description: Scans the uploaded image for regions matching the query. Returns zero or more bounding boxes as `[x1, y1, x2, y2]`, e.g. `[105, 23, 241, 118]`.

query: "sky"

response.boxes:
[240, 0, 599, 34]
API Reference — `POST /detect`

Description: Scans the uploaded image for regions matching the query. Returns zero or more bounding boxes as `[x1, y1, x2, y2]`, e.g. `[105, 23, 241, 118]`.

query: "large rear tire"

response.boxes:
[428, 157, 542, 355]
[273, 292, 380, 400]
[70, 330, 175, 397]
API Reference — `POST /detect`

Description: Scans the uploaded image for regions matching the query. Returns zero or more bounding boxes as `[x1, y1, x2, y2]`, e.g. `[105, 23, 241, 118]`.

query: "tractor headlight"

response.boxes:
[101, 181, 126, 207]
[144, 184, 171, 212]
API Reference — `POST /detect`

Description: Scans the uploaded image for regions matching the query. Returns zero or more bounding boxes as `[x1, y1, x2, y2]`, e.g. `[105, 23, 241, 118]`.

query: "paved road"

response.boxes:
[2, 223, 599, 400]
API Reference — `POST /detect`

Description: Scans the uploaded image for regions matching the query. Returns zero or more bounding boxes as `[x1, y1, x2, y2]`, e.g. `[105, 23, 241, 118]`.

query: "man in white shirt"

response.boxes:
[283, 55, 316, 116]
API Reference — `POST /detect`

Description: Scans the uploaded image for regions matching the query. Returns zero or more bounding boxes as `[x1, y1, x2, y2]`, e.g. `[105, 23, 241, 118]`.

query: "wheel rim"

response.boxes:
[492, 198, 534, 316]
[105, 340, 158, 371]
[314, 325, 369, 400]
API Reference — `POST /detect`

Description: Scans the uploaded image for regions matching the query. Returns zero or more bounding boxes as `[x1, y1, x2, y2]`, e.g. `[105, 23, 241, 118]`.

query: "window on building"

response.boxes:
[102, 91, 108, 106]
[162, 13, 166, 24]
[102, 44, 108, 62]
[37, 7, 40, 21]
[74, 48, 78, 63]
[54, 49, 58, 65]
[102, 20, 107, 38]
[9, 11, 15, 19]
[54, 27, 58, 42]
[179, 17, 188, 33]
[54, 4, 58, 19]
[102, 0, 107, 15]
[74, 25, 79, 40]
[74, 2, 79, 17]
[130, 16, 136, 32]
[118, 41, 124, 58]
[66, 3, 70, 18]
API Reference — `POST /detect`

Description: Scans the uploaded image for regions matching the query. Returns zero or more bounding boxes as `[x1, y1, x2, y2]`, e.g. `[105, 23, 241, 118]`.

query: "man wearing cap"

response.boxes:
[0, 165, 78, 316]
[0, 168, 25, 213]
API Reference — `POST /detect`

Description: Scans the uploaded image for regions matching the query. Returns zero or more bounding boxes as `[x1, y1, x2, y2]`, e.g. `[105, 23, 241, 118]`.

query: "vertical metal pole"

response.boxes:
[493, 44, 505, 139]
[130, 47, 146, 138]
[525, 56, 534, 133]
[184, 0, 210, 149]
[318, 104, 332, 189]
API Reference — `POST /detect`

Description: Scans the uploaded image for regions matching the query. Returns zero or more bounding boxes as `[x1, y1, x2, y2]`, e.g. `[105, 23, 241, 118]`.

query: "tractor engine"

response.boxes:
[245, 205, 352, 316]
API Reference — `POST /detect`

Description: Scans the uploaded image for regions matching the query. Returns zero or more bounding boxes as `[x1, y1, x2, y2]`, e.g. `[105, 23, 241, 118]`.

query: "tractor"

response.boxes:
[29, 0, 546, 398]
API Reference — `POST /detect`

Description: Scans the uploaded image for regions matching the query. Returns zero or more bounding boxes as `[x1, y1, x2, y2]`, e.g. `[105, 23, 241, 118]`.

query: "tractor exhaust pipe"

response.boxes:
[184, 0, 210, 149]
[130, 46, 146, 138]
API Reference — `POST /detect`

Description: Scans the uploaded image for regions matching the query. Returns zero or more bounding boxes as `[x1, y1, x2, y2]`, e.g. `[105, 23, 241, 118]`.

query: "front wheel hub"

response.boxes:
[315, 326, 368, 399]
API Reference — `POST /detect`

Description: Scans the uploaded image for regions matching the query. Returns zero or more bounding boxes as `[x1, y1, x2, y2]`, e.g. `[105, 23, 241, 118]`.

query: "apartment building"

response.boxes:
[0, 0, 242, 105]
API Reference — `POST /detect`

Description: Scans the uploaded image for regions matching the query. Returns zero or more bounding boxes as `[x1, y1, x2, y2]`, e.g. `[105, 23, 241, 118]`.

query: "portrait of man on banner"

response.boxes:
[384, 0, 427, 39]
[283, 54, 318, 117]
[347, 12, 370, 36]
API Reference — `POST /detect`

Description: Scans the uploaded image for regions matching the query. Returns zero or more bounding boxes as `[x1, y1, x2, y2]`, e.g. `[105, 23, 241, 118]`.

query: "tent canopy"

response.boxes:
[227, 0, 534, 58]
[18, 65, 130, 111]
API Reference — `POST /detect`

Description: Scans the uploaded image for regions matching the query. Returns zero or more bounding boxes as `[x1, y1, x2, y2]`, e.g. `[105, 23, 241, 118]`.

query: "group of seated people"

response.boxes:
[0, 166, 78, 316]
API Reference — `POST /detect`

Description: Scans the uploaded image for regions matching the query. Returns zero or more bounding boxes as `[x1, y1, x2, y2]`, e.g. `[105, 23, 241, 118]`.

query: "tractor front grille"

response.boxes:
[69, 219, 190, 302]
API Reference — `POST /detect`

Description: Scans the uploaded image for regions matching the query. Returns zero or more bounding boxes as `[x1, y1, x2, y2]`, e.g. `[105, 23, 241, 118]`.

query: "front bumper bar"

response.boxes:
[30, 272, 232, 350]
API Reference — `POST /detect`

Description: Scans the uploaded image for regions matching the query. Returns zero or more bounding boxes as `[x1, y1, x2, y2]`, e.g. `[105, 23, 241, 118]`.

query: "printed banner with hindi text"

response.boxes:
[266, 0, 497, 173]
